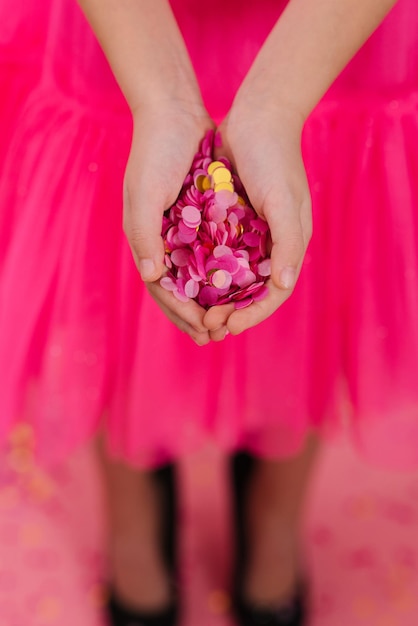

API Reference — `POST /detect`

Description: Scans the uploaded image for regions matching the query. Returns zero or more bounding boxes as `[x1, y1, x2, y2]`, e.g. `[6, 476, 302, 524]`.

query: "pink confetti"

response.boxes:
[185, 279, 199, 299]
[258, 258, 271, 277]
[211, 270, 232, 290]
[182, 205, 201, 228]
[160, 130, 272, 309]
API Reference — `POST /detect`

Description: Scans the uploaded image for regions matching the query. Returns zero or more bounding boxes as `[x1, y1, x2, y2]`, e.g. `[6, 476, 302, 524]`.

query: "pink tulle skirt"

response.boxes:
[1, 0, 418, 469]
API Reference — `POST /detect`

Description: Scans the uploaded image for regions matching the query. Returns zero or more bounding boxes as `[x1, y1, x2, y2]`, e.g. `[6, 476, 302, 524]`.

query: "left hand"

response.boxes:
[204, 100, 312, 336]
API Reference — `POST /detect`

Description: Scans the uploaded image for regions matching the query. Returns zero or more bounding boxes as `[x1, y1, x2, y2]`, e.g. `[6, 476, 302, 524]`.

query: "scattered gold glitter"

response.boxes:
[352, 595, 377, 618]
[7, 447, 33, 474]
[28, 471, 54, 501]
[36, 596, 61, 622]
[20, 523, 44, 547]
[391, 589, 415, 611]
[0, 486, 19, 510]
[8, 423, 35, 449]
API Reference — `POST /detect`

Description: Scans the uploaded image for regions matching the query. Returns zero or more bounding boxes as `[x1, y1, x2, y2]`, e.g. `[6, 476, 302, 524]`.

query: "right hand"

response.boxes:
[123, 98, 216, 345]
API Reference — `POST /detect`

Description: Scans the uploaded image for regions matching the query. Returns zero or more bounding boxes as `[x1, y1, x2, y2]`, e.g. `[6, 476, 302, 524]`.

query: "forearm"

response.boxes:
[77, 0, 201, 112]
[235, 0, 398, 121]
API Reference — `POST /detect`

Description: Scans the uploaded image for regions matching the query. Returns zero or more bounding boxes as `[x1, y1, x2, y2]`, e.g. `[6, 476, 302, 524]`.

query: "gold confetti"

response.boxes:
[20, 522, 44, 547]
[8, 423, 35, 449]
[28, 470, 54, 501]
[214, 182, 234, 193]
[207, 161, 226, 175]
[211, 168, 232, 184]
[195, 174, 211, 193]
[0, 486, 19, 509]
[352, 595, 377, 618]
[7, 447, 33, 474]
[36, 596, 61, 622]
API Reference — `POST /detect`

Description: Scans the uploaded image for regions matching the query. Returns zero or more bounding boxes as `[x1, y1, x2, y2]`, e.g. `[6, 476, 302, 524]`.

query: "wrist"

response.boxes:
[227, 87, 305, 140]
[131, 92, 210, 131]
[126, 60, 205, 117]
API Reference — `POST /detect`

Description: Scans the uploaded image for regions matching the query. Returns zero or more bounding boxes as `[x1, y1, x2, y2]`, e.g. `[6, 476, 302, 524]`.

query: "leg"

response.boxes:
[244, 435, 319, 605]
[97, 441, 172, 611]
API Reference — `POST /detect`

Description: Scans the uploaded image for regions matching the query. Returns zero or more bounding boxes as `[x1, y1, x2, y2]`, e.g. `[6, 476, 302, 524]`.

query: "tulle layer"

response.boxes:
[2, 0, 418, 468]
[0, 87, 131, 463]
[1, 79, 418, 469]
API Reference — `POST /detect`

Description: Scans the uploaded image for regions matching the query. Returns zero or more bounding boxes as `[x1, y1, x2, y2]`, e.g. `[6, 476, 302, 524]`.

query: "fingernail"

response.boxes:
[280, 266, 296, 290]
[139, 259, 156, 281]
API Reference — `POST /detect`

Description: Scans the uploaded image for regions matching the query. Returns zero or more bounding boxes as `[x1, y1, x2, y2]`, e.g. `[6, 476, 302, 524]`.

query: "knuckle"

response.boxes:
[283, 231, 306, 263]
[190, 321, 208, 335]
[190, 330, 208, 346]
[125, 223, 151, 249]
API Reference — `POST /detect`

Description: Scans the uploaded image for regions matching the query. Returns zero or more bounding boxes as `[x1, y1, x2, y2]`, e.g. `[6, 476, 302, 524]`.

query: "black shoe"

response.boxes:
[107, 593, 177, 626]
[107, 463, 179, 626]
[231, 452, 307, 626]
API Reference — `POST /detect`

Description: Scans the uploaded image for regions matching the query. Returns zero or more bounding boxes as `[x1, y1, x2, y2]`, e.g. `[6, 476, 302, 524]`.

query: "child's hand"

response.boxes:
[124, 99, 215, 345]
[205, 103, 312, 336]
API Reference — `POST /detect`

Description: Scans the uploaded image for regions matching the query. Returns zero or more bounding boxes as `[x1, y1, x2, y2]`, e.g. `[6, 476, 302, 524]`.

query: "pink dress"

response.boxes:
[1, 0, 417, 469]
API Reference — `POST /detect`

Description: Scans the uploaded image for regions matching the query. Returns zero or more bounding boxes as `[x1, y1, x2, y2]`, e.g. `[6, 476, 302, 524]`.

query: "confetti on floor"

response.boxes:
[0, 435, 418, 626]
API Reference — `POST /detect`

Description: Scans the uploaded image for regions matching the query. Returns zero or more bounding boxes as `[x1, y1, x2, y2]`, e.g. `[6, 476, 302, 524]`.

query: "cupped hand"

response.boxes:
[123, 99, 215, 345]
[204, 101, 312, 337]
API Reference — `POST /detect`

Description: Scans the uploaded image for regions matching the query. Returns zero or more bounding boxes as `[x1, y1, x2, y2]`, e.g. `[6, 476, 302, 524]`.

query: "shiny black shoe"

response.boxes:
[231, 452, 307, 626]
[107, 463, 179, 626]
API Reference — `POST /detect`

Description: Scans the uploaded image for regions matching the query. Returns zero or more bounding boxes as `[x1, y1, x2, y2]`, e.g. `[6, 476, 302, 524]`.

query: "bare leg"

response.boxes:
[244, 435, 319, 605]
[97, 442, 172, 611]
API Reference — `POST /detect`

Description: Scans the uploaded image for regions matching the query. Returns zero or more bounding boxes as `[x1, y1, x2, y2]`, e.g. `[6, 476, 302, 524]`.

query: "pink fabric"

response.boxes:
[0, 0, 418, 468]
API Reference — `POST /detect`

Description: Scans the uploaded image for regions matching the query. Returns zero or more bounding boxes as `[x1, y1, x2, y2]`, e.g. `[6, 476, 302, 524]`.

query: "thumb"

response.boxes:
[265, 201, 307, 292]
[123, 181, 166, 283]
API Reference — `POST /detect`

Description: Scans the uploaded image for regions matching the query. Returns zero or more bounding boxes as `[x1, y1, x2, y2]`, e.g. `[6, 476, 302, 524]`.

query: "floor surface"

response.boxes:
[0, 430, 417, 626]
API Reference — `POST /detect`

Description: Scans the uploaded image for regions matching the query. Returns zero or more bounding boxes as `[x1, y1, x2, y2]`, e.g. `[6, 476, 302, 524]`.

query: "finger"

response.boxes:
[146, 291, 210, 346]
[225, 278, 296, 335]
[123, 119, 196, 283]
[203, 303, 235, 331]
[123, 180, 167, 283]
[264, 197, 308, 291]
[147, 281, 209, 336]
[212, 126, 237, 169]
[209, 326, 230, 342]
